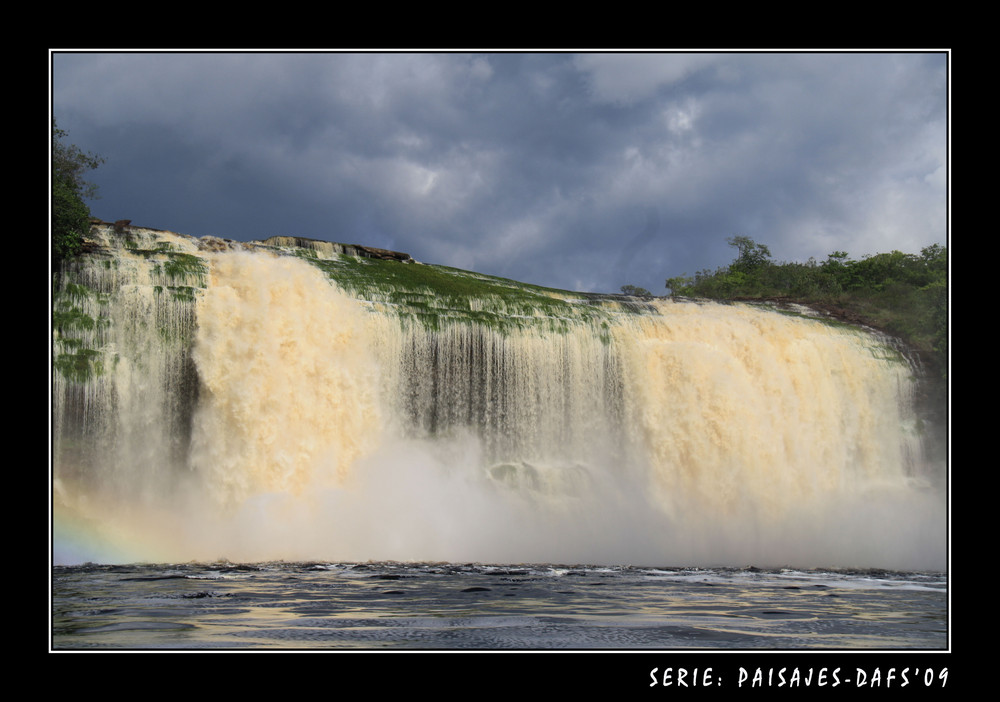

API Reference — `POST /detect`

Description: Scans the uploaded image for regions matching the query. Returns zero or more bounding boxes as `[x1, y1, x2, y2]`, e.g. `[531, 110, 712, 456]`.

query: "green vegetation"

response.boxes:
[53, 348, 106, 383]
[666, 236, 948, 378]
[271, 244, 646, 335]
[52, 304, 97, 332]
[52, 227, 204, 383]
[620, 284, 653, 298]
[52, 120, 104, 269]
[161, 253, 208, 282]
[53, 278, 107, 383]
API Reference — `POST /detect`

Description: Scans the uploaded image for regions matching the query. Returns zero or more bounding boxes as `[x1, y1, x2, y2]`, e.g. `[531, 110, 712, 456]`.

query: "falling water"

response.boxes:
[51, 227, 946, 571]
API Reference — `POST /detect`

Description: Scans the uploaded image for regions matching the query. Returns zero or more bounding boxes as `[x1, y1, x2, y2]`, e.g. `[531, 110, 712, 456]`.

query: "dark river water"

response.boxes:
[51, 561, 946, 651]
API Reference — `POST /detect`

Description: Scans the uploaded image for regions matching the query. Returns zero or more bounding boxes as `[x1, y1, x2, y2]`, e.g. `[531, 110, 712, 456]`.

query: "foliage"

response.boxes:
[727, 235, 772, 273]
[666, 236, 948, 378]
[285, 248, 634, 336]
[52, 177, 91, 263]
[664, 275, 693, 294]
[620, 284, 653, 298]
[52, 119, 104, 269]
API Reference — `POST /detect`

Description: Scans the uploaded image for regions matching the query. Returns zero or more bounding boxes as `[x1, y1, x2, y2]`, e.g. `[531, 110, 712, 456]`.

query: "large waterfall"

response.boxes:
[51, 226, 946, 571]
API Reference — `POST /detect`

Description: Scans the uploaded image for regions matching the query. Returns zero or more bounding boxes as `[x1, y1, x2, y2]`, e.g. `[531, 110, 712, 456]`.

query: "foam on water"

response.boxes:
[51, 229, 946, 570]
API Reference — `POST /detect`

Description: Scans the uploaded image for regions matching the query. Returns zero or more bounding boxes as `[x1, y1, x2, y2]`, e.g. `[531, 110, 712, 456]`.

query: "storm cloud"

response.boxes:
[52, 51, 948, 294]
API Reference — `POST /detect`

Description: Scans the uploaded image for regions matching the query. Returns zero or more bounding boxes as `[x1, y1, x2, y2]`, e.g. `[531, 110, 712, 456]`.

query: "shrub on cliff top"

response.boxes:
[52, 119, 104, 269]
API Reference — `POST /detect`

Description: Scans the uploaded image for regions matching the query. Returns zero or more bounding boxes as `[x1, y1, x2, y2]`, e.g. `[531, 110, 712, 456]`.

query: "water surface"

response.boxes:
[51, 562, 946, 650]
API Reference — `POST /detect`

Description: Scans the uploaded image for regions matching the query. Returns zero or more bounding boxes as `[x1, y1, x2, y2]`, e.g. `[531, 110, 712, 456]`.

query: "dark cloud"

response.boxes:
[52, 51, 948, 294]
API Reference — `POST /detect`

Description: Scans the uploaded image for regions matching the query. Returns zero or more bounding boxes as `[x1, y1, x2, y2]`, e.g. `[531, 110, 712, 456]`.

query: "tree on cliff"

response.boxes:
[663, 236, 948, 379]
[620, 284, 653, 298]
[727, 235, 772, 273]
[52, 119, 104, 268]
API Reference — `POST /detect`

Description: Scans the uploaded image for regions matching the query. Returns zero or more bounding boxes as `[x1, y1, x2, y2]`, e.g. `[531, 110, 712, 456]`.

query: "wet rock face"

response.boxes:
[197, 236, 244, 253]
[258, 236, 415, 263]
[350, 245, 414, 263]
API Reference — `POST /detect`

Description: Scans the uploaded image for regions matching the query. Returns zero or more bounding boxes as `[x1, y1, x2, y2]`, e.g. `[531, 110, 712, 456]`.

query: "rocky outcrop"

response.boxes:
[86, 225, 416, 264]
[260, 235, 414, 263]
[350, 244, 414, 263]
[198, 236, 249, 253]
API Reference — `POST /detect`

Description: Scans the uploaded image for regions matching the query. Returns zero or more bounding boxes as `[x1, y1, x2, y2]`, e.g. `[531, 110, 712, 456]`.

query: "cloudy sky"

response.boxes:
[51, 51, 948, 294]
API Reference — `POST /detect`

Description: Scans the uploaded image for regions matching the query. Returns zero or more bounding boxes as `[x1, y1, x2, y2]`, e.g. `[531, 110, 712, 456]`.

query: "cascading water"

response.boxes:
[51, 226, 946, 570]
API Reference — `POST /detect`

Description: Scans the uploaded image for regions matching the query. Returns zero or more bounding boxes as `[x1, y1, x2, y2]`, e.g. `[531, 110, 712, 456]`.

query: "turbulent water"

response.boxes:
[51, 226, 947, 649]
[51, 561, 947, 650]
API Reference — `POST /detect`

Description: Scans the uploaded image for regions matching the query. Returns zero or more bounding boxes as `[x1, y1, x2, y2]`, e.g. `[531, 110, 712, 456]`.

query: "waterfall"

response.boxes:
[51, 226, 946, 570]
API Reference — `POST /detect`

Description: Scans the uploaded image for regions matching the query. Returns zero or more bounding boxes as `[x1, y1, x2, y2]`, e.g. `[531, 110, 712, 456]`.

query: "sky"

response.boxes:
[50, 50, 949, 295]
